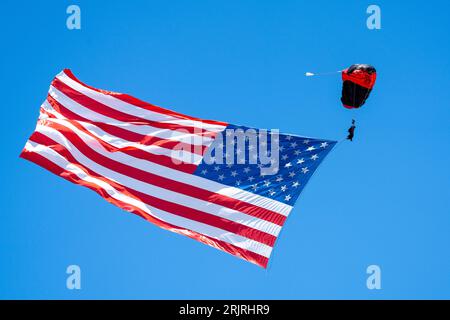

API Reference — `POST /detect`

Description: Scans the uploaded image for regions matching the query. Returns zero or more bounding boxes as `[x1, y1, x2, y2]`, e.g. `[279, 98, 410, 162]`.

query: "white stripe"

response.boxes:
[56, 71, 226, 133]
[48, 85, 214, 148]
[34, 124, 282, 238]
[24, 141, 272, 258]
[41, 103, 203, 165]
[37, 114, 291, 216]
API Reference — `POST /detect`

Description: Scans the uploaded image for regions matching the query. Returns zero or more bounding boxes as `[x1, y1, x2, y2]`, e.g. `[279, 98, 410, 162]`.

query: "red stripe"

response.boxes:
[63, 69, 228, 128]
[342, 69, 377, 89]
[41, 120, 287, 226]
[48, 87, 208, 155]
[20, 149, 268, 268]
[53, 77, 218, 138]
[45, 95, 198, 173]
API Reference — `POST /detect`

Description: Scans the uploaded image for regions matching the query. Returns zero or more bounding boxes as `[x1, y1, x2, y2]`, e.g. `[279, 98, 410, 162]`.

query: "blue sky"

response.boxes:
[1, 0, 449, 299]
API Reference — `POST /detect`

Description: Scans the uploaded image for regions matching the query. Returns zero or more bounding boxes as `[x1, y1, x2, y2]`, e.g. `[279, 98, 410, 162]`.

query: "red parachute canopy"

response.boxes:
[341, 64, 377, 109]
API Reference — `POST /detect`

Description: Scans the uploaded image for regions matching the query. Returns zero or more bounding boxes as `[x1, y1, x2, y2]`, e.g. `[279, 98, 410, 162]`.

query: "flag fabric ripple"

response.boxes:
[20, 69, 337, 268]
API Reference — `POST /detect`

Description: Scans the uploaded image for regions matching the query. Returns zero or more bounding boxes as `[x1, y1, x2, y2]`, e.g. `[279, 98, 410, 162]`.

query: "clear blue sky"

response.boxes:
[1, 0, 449, 299]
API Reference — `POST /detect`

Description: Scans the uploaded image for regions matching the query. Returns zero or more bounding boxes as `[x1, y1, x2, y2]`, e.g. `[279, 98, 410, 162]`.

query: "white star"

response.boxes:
[281, 185, 288, 192]
[303, 139, 310, 144]
[276, 175, 283, 182]
[281, 154, 289, 161]
[284, 162, 292, 168]
[288, 171, 296, 178]
[285, 195, 292, 201]
[306, 146, 316, 152]
[301, 167, 309, 174]
[251, 184, 258, 191]
[311, 154, 319, 160]
[297, 158, 305, 164]
[263, 180, 271, 187]
[218, 174, 225, 181]
[226, 163, 233, 168]
[201, 169, 208, 175]
[271, 167, 279, 174]
[231, 170, 238, 177]
[290, 142, 298, 148]
[294, 150, 301, 155]
[248, 176, 255, 182]
[279, 146, 285, 152]
[269, 189, 276, 196]
[214, 165, 220, 171]
[320, 142, 328, 148]
[236, 148, 242, 155]
[236, 180, 242, 186]
[243, 167, 251, 173]
[286, 135, 292, 141]
[292, 181, 300, 188]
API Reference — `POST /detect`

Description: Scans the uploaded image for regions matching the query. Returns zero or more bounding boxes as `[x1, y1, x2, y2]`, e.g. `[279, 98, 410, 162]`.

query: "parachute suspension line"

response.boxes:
[339, 136, 348, 144]
[330, 134, 351, 155]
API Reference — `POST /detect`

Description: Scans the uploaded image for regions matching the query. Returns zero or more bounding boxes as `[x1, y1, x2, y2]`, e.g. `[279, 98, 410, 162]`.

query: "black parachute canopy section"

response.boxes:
[341, 64, 377, 109]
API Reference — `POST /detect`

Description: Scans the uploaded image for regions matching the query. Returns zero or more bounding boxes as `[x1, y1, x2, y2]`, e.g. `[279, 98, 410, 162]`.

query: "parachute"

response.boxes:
[341, 64, 377, 109]
[305, 64, 378, 141]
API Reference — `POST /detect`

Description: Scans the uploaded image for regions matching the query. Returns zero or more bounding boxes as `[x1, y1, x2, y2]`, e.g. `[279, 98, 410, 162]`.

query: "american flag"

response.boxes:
[20, 69, 337, 268]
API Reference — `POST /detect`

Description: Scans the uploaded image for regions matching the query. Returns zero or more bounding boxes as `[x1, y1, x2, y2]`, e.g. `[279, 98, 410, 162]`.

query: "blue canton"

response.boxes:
[194, 124, 337, 205]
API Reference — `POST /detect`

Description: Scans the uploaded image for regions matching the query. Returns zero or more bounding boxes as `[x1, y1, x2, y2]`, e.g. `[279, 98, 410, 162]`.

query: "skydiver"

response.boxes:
[347, 119, 356, 141]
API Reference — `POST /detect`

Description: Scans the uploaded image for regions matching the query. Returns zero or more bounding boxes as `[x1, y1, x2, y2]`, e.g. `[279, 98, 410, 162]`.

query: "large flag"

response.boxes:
[20, 69, 337, 268]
